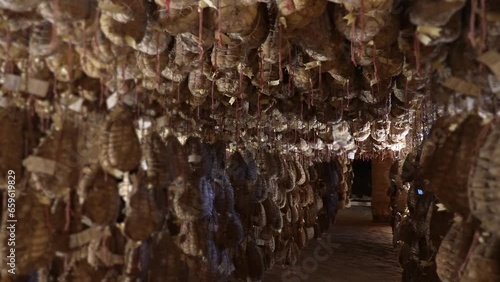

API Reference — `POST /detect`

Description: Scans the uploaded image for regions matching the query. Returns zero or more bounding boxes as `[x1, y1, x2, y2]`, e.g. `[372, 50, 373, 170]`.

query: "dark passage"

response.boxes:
[351, 160, 372, 199]
[264, 206, 401, 282]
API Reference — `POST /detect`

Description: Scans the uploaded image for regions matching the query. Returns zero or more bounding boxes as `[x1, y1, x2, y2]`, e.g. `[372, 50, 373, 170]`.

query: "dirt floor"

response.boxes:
[264, 206, 402, 282]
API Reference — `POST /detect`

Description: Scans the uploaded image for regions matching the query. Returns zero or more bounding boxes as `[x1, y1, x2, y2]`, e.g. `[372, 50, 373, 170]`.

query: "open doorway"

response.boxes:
[351, 159, 372, 203]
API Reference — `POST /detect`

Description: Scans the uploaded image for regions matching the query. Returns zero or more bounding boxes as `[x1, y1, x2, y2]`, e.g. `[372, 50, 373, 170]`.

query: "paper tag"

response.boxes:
[106, 92, 118, 109]
[200, 0, 217, 9]
[137, 118, 152, 129]
[0, 96, 11, 108]
[156, 115, 169, 128]
[121, 92, 136, 107]
[98, 251, 124, 266]
[417, 26, 442, 37]
[279, 16, 287, 28]
[23, 156, 57, 175]
[477, 51, 500, 80]
[435, 203, 447, 211]
[27, 78, 50, 97]
[442, 76, 481, 96]
[268, 80, 280, 86]
[125, 36, 137, 49]
[229, 97, 236, 105]
[188, 154, 202, 163]
[214, 31, 231, 44]
[3, 74, 22, 91]
[347, 152, 355, 159]
[466, 96, 475, 111]
[237, 63, 253, 78]
[255, 239, 266, 246]
[69, 226, 100, 248]
[417, 33, 432, 46]
[304, 61, 321, 70]
[68, 97, 84, 112]
[417, 26, 442, 45]
[488, 74, 500, 93]
[3, 74, 49, 97]
[343, 12, 356, 25]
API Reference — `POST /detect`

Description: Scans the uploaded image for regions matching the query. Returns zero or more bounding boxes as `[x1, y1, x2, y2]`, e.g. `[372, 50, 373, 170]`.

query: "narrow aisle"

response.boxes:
[264, 206, 402, 282]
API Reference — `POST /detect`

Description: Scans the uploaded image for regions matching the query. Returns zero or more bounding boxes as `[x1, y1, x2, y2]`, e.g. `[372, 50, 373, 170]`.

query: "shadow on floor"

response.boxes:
[264, 207, 402, 282]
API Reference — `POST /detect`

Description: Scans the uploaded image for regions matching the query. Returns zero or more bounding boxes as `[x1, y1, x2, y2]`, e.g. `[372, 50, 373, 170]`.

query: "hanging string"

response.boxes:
[239, 64, 244, 100]
[53, 76, 58, 99]
[217, 0, 223, 46]
[210, 78, 216, 111]
[259, 55, 265, 94]
[117, 49, 127, 106]
[468, 0, 477, 48]
[372, 48, 380, 84]
[135, 90, 141, 121]
[358, 0, 366, 56]
[177, 82, 181, 102]
[198, 4, 204, 60]
[278, 22, 283, 81]
[156, 33, 161, 86]
[350, 22, 357, 66]
[212, 3, 222, 111]
[301, 91, 304, 119]
[67, 43, 74, 81]
[5, 29, 12, 72]
[257, 90, 261, 119]
[49, 0, 60, 51]
[318, 64, 323, 98]
[479, 0, 487, 53]
[235, 99, 240, 147]
[370, 83, 374, 104]
[164, 0, 171, 13]
[28, 95, 35, 118]
[94, 9, 101, 46]
[288, 48, 293, 95]
[387, 91, 392, 117]
[81, 22, 88, 65]
[413, 31, 421, 74]
[346, 80, 351, 108]
[404, 77, 409, 104]
[99, 83, 104, 107]
[64, 193, 71, 231]
[308, 78, 313, 108]
[340, 98, 344, 120]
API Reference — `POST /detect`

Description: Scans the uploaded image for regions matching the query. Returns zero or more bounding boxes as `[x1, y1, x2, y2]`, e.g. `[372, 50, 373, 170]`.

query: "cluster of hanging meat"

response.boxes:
[224, 148, 346, 280]
[0, 105, 348, 281]
[392, 113, 500, 282]
[7, 0, 495, 158]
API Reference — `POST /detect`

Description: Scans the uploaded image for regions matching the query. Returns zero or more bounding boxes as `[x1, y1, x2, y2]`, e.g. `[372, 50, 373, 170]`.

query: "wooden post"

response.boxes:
[371, 155, 393, 222]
